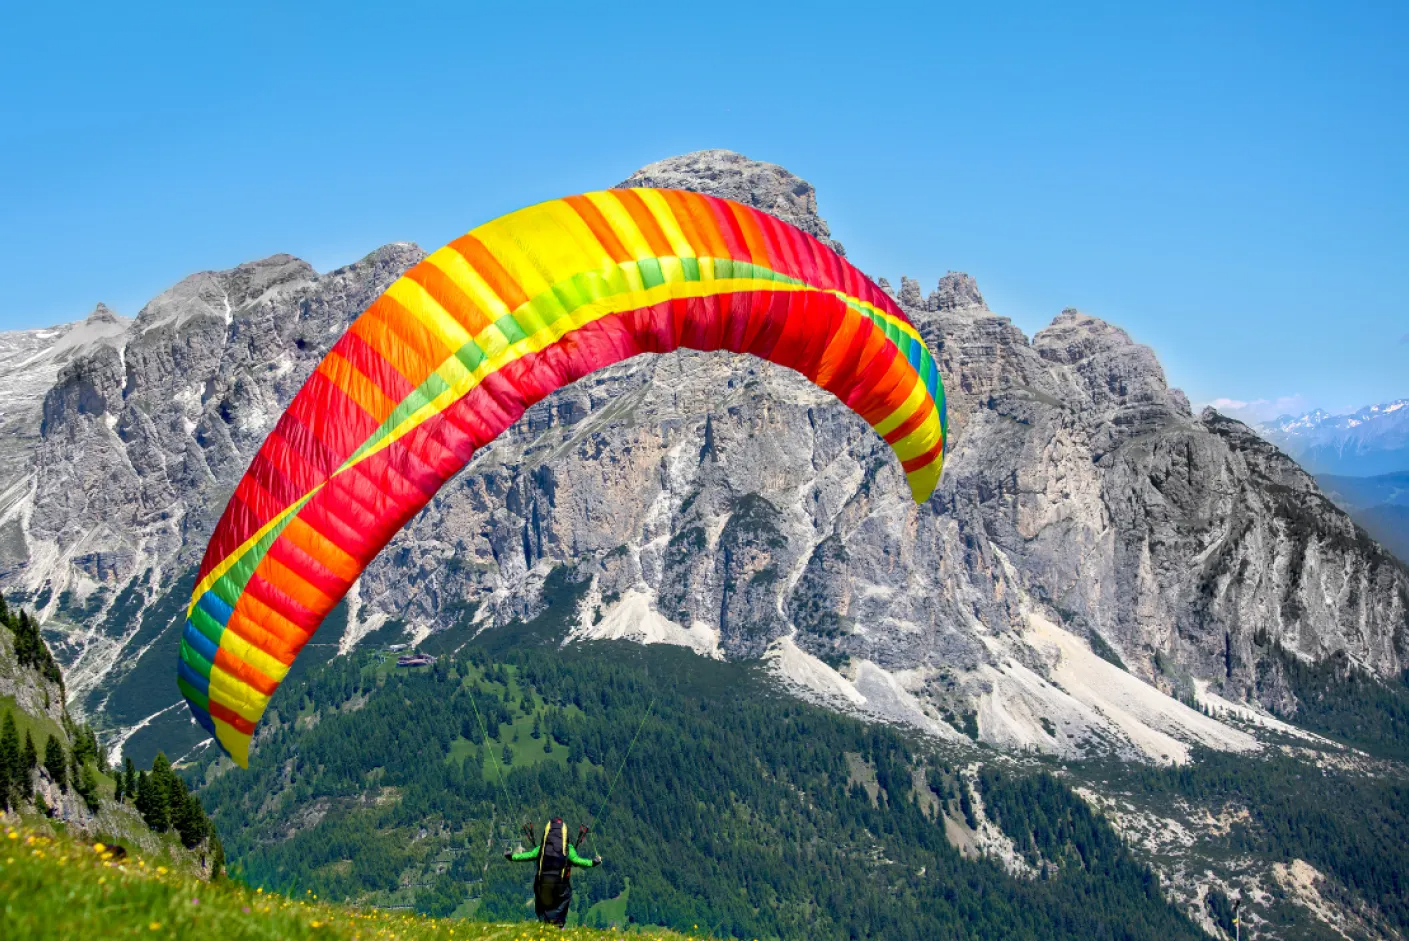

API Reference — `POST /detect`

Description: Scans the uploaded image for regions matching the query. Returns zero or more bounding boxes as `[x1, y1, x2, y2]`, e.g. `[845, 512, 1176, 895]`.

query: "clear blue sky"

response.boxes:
[2, 1, 1404, 418]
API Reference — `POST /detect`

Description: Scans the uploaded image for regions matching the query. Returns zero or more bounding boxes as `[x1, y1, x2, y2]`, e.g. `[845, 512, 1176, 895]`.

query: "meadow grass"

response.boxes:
[1, 693, 65, 750]
[0, 821, 702, 941]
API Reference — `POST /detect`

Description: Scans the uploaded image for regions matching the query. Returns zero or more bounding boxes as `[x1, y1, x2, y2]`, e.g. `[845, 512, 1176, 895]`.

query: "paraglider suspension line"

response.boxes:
[466, 679, 512, 864]
[467, 679, 510, 804]
[591, 697, 656, 830]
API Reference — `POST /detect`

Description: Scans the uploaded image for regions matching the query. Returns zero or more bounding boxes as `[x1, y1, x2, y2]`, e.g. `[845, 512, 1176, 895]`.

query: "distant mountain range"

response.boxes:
[1255, 400, 1409, 564]
[1258, 400, 1409, 477]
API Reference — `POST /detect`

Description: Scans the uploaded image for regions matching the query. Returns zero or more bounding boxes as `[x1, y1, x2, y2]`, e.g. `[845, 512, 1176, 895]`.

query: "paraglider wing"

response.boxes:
[178, 189, 947, 765]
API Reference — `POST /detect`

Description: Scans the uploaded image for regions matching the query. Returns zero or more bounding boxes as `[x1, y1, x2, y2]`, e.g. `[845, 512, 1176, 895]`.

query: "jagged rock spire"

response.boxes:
[927, 272, 986, 312]
[86, 303, 120, 325]
[898, 277, 925, 309]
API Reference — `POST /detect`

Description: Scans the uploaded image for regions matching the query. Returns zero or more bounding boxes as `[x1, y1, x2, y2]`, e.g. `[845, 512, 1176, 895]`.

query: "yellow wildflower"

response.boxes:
[149, 922, 162, 931]
[93, 842, 106, 853]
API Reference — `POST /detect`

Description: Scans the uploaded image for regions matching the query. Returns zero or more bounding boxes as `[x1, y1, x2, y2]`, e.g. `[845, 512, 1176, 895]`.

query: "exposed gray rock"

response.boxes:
[619, 150, 840, 251]
[7, 245, 422, 700]
[928, 272, 986, 312]
[0, 608, 66, 732]
[0, 304, 130, 538]
[898, 277, 925, 309]
[1, 149, 1405, 762]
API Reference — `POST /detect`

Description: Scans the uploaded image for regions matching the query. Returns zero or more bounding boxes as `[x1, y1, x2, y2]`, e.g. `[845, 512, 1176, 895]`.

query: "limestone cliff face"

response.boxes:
[3, 151, 1406, 758]
[3, 246, 421, 699]
[928, 300, 1407, 703]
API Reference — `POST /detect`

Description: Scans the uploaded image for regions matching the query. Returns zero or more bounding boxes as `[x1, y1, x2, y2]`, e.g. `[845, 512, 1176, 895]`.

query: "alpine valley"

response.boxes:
[2, 152, 1408, 939]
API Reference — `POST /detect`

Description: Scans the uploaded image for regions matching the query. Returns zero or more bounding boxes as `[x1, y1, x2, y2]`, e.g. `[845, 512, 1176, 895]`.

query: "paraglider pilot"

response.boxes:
[506, 818, 603, 927]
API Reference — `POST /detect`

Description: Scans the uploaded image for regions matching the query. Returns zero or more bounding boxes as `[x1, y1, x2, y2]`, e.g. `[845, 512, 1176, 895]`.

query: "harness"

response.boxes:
[537, 819, 571, 880]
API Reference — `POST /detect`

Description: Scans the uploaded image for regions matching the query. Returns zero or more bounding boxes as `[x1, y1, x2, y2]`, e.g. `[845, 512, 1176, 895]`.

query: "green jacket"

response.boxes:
[510, 843, 597, 867]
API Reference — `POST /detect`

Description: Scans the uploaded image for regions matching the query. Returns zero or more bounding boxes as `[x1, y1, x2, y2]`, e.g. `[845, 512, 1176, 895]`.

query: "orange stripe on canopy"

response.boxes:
[183, 188, 947, 768]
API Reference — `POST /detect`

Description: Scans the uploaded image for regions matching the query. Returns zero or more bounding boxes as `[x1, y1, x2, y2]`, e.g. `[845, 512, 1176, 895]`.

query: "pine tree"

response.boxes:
[12, 611, 63, 689]
[210, 834, 225, 880]
[124, 756, 137, 800]
[75, 723, 104, 773]
[113, 766, 125, 803]
[139, 755, 173, 832]
[959, 781, 978, 830]
[501, 744, 513, 766]
[44, 735, 67, 792]
[74, 761, 101, 812]
[20, 731, 37, 800]
[170, 772, 207, 848]
[134, 770, 150, 820]
[0, 712, 17, 810]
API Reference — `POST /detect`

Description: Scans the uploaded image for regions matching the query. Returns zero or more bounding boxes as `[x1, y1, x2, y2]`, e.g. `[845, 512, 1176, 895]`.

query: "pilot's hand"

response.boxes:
[592, 855, 603, 866]
[503, 851, 513, 860]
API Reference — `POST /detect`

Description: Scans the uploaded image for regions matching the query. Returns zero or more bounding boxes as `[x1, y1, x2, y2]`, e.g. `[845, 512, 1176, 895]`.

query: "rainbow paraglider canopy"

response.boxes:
[178, 188, 947, 765]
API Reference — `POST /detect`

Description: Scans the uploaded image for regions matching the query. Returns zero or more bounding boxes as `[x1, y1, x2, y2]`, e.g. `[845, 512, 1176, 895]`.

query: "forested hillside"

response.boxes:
[181, 589, 1204, 941]
[170, 571, 1409, 941]
[1, 590, 222, 879]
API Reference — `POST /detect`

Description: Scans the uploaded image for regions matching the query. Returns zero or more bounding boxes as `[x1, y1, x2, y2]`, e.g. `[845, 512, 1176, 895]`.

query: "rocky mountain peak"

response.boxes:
[1030, 308, 1185, 416]
[133, 254, 317, 333]
[1034, 308, 1139, 358]
[926, 272, 986, 312]
[618, 150, 839, 250]
[337, 242, 426, 275]
[85, 303, 121, 325]
[898, 276, 925, 309]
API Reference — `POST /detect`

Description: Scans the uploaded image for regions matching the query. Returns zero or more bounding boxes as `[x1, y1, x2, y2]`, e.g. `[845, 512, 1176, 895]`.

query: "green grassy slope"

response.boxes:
[1, 821, 691, 941]
[2, 590, 221, 879]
